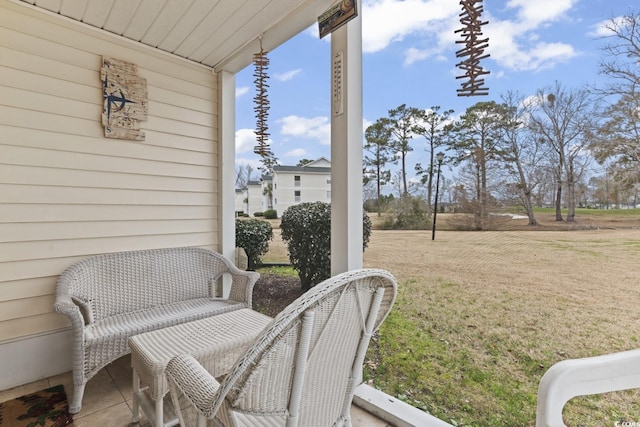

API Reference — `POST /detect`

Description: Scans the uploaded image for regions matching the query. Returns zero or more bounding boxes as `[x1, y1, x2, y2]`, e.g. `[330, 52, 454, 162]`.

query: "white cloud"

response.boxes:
[362, 0, 459, 54]
[278, 115, 331, 146]
[589, 16, 623, 38]
[311, 1, 459, 63]
[505, 0, 576, 26]
[236, 86, 249, 97]
[526, 42, 577, 70]
[285, 148, 307, 158]
[236, 128, 273, 154]
[404, 47, 431, 66]
[358, 0, 580, 72]
[486, 19, 578, 71]
[274, 68, 302, 81]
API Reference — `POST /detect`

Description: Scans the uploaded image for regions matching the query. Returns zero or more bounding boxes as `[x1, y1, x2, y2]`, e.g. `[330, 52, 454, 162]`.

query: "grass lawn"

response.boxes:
[262, 209, 640, 426]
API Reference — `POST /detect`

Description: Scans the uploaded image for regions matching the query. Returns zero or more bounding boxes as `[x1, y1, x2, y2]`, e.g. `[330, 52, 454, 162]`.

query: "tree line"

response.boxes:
[363, 11, 640, 229]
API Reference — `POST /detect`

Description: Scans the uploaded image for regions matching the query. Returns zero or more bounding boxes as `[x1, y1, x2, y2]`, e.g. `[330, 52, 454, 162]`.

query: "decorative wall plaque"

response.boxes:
[318, 0, 357, 39]
[101, 57, 148, 140]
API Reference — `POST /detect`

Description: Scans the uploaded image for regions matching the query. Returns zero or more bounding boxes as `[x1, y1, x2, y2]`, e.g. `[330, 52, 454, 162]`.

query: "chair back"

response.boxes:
[174, 268, 397, 427]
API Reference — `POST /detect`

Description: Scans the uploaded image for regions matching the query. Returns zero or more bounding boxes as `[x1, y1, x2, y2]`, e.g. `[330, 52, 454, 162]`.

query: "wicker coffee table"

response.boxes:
[129, 308, 272, 427]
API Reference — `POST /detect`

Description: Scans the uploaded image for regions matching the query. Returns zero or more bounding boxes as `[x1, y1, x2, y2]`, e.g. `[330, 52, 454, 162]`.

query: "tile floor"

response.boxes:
[0, 354, 391, 426]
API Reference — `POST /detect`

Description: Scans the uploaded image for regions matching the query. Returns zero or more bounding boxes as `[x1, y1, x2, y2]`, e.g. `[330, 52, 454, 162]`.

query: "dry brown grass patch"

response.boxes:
[261, 212, 640, 425]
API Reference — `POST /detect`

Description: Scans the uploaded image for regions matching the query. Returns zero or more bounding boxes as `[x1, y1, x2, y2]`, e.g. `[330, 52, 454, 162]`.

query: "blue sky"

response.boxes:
[234, 0, 636, 179]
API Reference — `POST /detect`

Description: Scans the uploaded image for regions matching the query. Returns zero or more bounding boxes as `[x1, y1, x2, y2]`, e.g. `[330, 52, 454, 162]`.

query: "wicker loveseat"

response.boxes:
[53, 247, 259, 414]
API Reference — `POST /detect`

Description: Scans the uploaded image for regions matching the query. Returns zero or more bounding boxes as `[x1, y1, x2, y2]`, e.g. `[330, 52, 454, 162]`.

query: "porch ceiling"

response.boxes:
[17, 0, 331, 72]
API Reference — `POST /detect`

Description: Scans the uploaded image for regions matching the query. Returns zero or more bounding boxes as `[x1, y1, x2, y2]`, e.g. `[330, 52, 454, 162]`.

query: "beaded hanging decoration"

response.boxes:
[455, 0, 490, 97]
[253, 38, 272, 157]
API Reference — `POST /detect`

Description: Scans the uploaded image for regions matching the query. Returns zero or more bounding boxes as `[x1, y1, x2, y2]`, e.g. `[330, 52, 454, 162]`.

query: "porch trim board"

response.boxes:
[353, 384, 453, 427]
[0, 329, 72, 391]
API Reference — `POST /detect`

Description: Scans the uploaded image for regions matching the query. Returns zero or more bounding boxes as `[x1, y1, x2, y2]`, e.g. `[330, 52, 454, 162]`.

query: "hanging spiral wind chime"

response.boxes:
[455, 0, 490, 96]
[253, 37, 272, 159]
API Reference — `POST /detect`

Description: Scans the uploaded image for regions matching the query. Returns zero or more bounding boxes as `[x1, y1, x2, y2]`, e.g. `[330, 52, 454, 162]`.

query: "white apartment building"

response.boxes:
[241, 158, 332, 217]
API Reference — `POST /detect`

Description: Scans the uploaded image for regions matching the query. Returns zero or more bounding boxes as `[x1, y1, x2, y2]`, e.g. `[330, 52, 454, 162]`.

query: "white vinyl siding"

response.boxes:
[273, 171, 331, 213]
[246, 183, 263, 216]
[0, 4, 219, 342]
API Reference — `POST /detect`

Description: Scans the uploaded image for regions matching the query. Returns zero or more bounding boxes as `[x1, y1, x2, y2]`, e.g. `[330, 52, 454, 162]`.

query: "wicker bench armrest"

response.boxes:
[214, 254, 259, 307]
[228, 270, 259, 307]
[54, 294, 88, 326]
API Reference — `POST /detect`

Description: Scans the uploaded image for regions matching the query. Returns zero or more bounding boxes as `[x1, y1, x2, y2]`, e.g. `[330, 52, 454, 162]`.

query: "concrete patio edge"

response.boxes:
[353, 384, 453, 427]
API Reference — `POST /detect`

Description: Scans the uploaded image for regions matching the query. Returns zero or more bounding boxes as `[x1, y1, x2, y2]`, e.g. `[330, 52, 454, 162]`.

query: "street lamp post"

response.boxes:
[432, 152, 445, 241]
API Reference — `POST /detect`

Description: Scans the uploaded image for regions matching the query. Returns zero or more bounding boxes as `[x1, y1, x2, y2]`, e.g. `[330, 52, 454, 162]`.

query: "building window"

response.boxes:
[294, 175, 301, 187]
[327, 190, 331, 199]
[295, 190, 301, 202]
[326, 178, 331, 184]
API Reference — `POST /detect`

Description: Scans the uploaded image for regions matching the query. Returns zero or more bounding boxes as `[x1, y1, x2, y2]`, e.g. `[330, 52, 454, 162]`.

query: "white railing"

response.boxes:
[536, 349, 640, 427]
[357, 347, 640, 427]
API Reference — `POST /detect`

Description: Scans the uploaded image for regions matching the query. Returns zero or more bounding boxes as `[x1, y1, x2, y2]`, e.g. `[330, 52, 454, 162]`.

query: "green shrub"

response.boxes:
[253, 211, 264, 217]
[380, 196, 430, 230]
[264, 209, 278, 219]
[235, 218, 273, 270]
[280, 202, 372, 291]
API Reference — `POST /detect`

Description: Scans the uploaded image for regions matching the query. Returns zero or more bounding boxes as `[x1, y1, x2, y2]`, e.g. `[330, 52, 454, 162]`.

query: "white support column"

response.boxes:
[219, 70, 236, 297]
[330, 0, 363, 275]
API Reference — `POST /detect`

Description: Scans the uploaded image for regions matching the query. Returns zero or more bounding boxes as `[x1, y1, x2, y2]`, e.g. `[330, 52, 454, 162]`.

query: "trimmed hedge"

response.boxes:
[280, 202, 372, 290]
[235, 218, 273, 270]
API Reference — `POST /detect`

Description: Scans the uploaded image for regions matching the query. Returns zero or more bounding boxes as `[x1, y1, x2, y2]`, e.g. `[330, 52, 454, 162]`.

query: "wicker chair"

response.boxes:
[165, 268, 397, 427]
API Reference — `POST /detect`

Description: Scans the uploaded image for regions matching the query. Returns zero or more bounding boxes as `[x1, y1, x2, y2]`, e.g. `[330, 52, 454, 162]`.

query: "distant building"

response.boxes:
[272, 157, 332, 214]
[237, 157, 332, 217]
[246, 180, 264, 215]
[234, 188, 246, 215]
